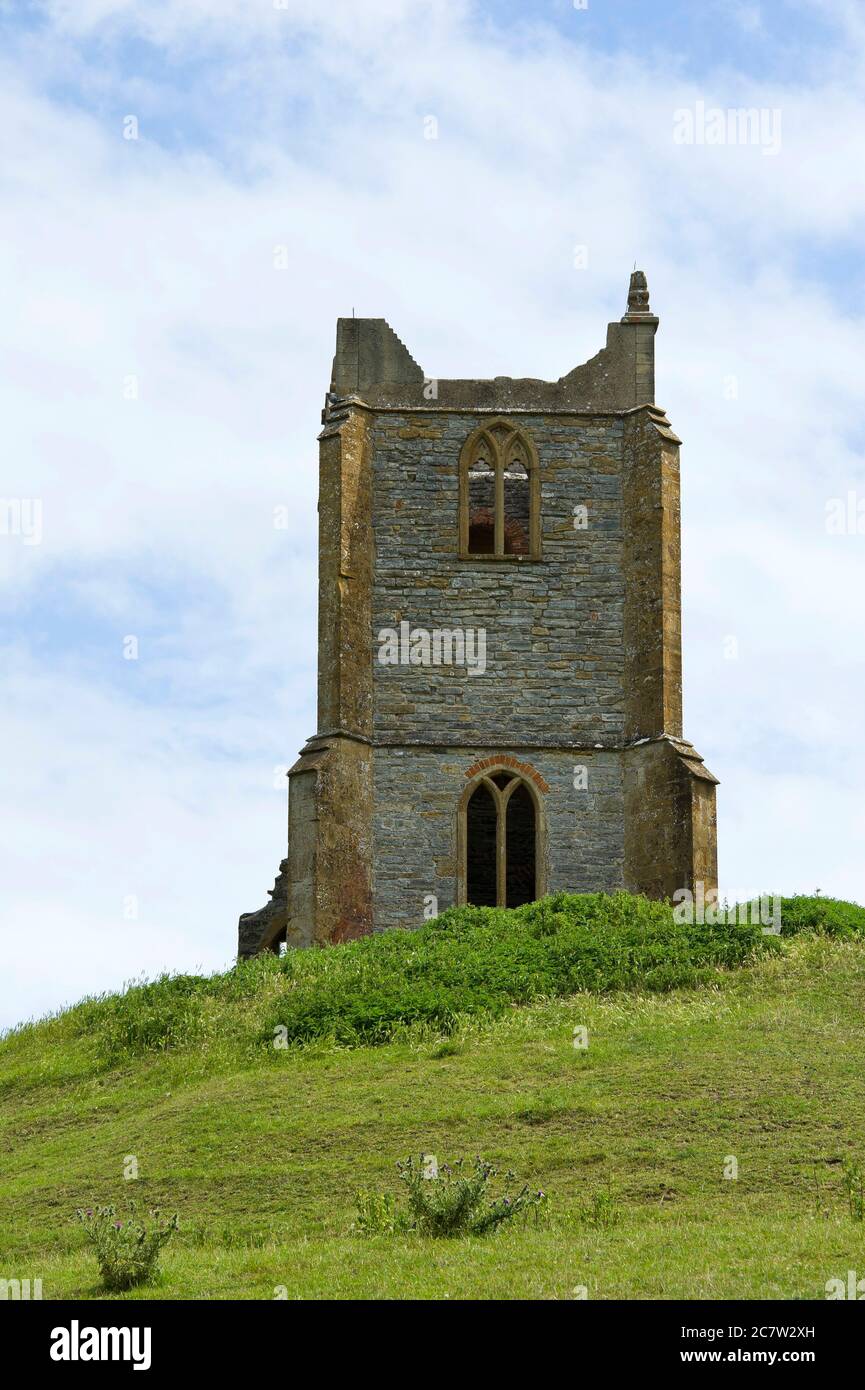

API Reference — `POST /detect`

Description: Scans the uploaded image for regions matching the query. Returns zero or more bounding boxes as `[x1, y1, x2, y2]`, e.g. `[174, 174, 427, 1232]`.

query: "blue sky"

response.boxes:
[1, 0, 864, 1030]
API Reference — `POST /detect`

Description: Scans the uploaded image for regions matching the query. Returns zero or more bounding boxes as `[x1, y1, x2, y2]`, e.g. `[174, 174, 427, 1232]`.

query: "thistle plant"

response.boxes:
[75, 1202, 179, 1292]
[394, 1155, 546, 1237]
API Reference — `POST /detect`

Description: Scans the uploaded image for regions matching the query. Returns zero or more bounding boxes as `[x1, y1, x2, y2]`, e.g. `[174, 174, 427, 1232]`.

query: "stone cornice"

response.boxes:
[318, 396, 670, 438]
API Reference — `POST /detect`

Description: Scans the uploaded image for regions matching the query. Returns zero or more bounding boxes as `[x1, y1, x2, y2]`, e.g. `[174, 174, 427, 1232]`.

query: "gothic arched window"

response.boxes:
[458, 768, 545, 908]
[459, 420, 540, 559]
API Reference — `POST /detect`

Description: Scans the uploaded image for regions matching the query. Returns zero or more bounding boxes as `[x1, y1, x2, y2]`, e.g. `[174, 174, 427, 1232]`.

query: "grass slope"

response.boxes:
[1, 894, 864, 1300]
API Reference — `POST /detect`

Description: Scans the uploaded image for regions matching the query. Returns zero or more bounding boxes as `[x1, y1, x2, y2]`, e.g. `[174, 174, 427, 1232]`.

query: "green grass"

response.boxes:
[1, 893, 864, 1300]
[4, 891, 783, 1071]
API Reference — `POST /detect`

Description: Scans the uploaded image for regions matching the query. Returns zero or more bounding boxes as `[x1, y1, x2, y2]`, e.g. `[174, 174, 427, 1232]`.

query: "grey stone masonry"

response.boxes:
[371, 412, 625, 747]
[373, 746, 623, 934]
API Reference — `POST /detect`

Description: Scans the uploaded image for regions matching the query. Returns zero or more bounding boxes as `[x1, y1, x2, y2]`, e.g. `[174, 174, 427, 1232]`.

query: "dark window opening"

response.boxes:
[468, 456, 495, 554]
[468, 510, 495, 553]
[465, 775, 538, 909]
[505, 783, 536, 907]
[466, 781, 498, 907]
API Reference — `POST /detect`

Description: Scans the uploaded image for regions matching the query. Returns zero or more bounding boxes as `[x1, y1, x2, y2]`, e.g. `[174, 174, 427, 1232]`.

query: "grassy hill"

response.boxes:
[1, 892, 864, 1300]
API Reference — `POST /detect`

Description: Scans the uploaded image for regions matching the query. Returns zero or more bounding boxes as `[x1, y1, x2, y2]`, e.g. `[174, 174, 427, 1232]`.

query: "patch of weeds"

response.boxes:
[576, 1181, 621, 1230]
[75, 1202, 178, 1292]
[352, 1192, 407, 1236]
[842, 1159, 864, 1221]
[808, 1162, 835, 1219]
[353, 1155, 547, 1238]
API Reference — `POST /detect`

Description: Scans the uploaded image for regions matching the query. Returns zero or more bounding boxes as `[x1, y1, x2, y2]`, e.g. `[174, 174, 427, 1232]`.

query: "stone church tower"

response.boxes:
[238, 272, 718, 957]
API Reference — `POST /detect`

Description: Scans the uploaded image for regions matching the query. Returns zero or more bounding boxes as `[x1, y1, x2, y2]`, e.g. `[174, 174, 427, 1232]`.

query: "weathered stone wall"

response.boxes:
[293, 401, 375, 947]
[317, 406, 374, 737]
[301, 735, 374, 944]
[372, 746, 623, 932]
[622, 737, 718, 899]
[371, 411, 626, 746]
[367, 397, 715, 927]
[689, 764, 720, 892]
[622, 409, 683, 740]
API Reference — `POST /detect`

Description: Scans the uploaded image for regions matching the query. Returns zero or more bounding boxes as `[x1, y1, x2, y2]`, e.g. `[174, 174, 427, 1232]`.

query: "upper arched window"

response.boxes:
[459, 420, 540, 559]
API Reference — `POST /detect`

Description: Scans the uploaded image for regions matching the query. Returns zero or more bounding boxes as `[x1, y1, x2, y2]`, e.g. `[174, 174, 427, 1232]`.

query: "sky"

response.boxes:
[1, 0, 864, 1031]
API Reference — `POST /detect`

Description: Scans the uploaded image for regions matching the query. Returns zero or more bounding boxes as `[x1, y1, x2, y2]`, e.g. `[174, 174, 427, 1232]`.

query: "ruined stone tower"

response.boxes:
[238, 272, 718, 957]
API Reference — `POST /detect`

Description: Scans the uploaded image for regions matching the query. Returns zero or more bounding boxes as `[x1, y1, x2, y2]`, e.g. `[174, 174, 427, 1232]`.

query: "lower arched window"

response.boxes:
[461, 771, 540, 908]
